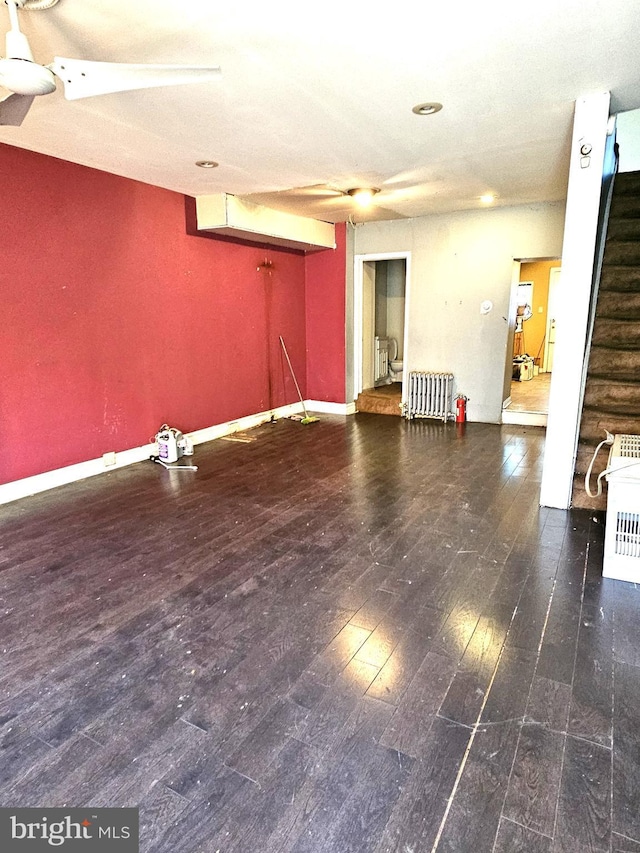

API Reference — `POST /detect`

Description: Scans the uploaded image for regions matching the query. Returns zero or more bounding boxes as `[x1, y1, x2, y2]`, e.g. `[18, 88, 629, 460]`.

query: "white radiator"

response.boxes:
[374, 337, 390, 382]
[404, 371, 453, 422]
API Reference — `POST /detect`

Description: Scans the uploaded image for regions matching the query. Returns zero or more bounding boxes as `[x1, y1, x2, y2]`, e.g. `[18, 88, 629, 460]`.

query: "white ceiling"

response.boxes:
[2, 0, 640, 223]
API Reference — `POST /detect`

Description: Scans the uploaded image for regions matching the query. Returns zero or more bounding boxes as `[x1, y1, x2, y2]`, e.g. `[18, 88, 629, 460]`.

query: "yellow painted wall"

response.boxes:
[520, 260, 560, 366]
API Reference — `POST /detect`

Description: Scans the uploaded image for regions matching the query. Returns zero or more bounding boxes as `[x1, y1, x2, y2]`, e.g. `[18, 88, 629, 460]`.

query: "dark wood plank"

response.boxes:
[317, 741, 413, 853]
[149, 768, 254, 852]
[551, 835, 609, 852]
[494, 817, 553, 852]
[428, 551, 486, 613]
[525, 676, 572, 732]
[503, 723, 564, 837]
[613, 660, 640, 842]
[223, 698, 308, 782]
[379, 651, 456, 756]
[349, 588, 399, 631]
[480, 645, 538, 724]
[613, 832, 640, 852]
[554, 734, 611, 851]
[275, 695, 398, 853]
[206, 736, 318, 853]
[292, 678, 362, 752]
[365, 619, 437, 705]
[435, 720, 521, 853]
[536, 587, 582, 686]
[437, 669, 489, 728]
[438, 612, 509, 726]
[158, 747, 243, 805]
[374, 715, 469, 853]
[353, 620, 402, 669]
[306, 622, 372, 682]
[0, 722, 54, 794]
[0, 733, 101, 807]
[428, 599, 480, 661]
[506, 572, 555, 651]
[88, 719, 212, 807]
[568, 602, 613, 746]
[137, 784, 190, 853]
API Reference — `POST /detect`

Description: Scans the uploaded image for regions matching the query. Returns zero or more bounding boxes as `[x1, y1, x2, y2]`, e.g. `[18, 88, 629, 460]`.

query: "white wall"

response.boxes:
[353, 202, 565, 422]
[617, 108, 640, 173]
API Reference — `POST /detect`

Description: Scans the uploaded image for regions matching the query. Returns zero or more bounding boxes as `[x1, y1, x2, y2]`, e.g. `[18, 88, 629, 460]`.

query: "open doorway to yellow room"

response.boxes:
[503, 259, 561, 426]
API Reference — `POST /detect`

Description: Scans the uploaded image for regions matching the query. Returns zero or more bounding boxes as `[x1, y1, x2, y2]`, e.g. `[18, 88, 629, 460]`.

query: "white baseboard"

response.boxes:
[502, 409, 548, 427]
[0, 445, 157, 507]
[0, 401, 307, 506]
[185, 402, 303, 446]
[306, 400, 356, 416]
[0, 400, 359, 506]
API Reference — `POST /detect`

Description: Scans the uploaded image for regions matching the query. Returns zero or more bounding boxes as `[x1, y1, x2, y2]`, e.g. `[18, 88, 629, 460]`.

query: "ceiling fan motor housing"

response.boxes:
[3, 22, 56, 95]
[0, 57, 56, 95]
[19, 1, 61, 10]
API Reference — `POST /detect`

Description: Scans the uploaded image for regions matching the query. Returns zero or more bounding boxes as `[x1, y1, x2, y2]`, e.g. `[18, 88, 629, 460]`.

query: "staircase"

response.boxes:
[573, 170, 640, 509]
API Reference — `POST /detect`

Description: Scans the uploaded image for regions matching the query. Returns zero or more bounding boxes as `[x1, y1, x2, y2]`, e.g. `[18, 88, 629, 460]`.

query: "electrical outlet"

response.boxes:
[103, 451, 117, 467]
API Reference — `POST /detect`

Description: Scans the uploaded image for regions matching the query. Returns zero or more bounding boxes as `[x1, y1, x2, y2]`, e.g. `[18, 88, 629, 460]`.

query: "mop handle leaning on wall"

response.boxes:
[278, 336, 319, 424]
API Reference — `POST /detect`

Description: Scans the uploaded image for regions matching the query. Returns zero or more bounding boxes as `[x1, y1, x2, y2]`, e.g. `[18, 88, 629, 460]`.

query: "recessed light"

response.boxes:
[480, 193, 495, 204]
[412, 102, 443, 116]
[347, 188, 380, 207]
[195, 160, 219, 169]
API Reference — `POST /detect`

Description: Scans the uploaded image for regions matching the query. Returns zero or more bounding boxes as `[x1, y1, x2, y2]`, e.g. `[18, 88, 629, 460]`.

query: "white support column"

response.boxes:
[540, 92, 611, 508]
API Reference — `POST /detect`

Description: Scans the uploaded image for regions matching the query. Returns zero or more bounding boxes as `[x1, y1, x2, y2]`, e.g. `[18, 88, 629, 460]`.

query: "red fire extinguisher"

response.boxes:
[456, 394, 468, 423]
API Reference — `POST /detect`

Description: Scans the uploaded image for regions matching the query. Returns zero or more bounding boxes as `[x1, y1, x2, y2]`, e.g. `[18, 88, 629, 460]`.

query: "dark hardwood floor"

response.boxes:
[1, 414, 639, 852]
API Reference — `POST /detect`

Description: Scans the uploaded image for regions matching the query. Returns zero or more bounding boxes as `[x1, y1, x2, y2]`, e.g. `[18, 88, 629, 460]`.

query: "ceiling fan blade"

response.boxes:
[289, 184, 346, 200]
[49, 57, 221, 101]
[0, 91, 34, 125]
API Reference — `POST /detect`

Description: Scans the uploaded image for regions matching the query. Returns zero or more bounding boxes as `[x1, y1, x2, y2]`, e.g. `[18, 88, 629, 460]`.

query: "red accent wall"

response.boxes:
[1, 144, 346, 485]
[305, 222, 347, 403]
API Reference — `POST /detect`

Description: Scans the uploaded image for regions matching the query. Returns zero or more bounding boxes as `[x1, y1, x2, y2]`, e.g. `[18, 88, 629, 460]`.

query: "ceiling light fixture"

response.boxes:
[480, 193, 495, 204]
[195, 160, 219, 169]
[347, 187, 380, 207]
[412, 102, 443, 116]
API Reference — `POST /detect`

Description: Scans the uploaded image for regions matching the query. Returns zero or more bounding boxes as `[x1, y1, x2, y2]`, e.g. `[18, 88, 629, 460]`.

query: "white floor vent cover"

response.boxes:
[603, 434, 640, 581]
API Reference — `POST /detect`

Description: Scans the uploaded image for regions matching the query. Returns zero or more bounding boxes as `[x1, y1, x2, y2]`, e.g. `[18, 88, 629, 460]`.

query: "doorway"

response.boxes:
[353, 253, 411, 412]
[503, 259, 561, 427]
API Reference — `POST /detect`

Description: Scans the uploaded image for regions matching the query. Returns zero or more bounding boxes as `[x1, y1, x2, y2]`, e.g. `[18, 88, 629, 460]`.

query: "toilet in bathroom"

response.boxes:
[388, 338, 403, 382]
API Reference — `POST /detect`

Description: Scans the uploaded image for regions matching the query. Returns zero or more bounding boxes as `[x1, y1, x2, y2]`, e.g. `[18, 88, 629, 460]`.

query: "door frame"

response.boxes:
[543, 266, 562, 372]
[353, 252, 412, 406]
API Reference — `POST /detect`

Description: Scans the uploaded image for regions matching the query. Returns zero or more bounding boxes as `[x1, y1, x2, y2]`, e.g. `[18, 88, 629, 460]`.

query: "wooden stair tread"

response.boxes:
[356, 384, 403, 416]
